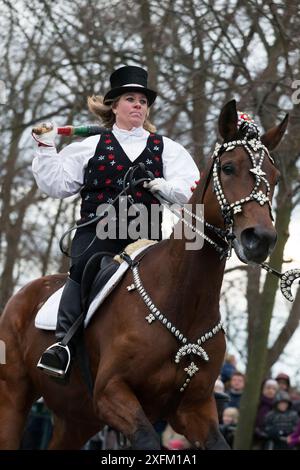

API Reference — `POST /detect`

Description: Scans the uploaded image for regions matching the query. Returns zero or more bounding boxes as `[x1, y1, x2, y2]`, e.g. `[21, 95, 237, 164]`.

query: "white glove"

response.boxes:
[143, 177, 172, 196]
[32, 121, 57, 147]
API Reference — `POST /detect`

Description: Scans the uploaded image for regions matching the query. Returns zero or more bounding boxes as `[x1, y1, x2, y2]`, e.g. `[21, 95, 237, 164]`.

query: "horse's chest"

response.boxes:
[140, 361, 203, 402]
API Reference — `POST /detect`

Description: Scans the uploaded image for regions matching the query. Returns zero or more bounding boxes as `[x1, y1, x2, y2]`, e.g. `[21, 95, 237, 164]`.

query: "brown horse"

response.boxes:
[0, 100, 287, 450]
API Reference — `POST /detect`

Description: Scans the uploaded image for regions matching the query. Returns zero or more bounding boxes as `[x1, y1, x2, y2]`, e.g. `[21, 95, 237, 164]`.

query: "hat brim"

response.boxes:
[103, 86, 157, 106]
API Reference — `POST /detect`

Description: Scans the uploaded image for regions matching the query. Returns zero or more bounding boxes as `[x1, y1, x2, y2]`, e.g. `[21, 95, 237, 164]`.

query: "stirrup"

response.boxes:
[37, 342, 71, 379]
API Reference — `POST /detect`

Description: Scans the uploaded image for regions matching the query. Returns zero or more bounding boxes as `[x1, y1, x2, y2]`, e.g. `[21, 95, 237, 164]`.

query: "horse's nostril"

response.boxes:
[242, 230, 260, 250]
[241, 227, 277, 262]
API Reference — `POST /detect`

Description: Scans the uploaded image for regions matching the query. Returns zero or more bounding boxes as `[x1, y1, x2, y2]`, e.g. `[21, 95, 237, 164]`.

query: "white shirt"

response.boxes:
[32, 124, 200, 204]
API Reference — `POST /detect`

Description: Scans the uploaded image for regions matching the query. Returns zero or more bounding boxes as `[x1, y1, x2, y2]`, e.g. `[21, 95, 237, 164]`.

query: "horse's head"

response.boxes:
[203, 100, 288, 264]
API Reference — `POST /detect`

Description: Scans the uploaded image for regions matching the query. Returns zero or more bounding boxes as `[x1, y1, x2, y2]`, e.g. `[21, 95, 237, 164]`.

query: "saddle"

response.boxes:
[80, 240, 158, 314]
[81, 253, 120, 312]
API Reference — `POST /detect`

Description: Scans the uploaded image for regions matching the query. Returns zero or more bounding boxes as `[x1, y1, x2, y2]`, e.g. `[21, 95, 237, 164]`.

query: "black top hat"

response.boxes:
[103, 66, 157, 106]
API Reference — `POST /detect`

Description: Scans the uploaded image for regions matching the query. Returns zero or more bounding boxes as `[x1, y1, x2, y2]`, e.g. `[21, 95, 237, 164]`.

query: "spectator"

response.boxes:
[275, 372, 300, 406]
[263, 391, 298, 450]
[220, 407, 239, 448]
[221, 354, 237, 388]
[214, 378, 229, 423]
[253, 379, 279, 449]
[256, 379, 279, 430]
[224, 372, 245, 409]
[275, 373, 290, 393]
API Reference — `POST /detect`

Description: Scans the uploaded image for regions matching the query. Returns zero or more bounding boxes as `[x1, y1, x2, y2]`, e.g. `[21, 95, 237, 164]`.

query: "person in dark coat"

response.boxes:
[263, 391, 298, 450]
[221, 354, 237, 388]
[256, 379, 279, 430]
[224, 372, 245, 409]
[253, 379, 279, 449]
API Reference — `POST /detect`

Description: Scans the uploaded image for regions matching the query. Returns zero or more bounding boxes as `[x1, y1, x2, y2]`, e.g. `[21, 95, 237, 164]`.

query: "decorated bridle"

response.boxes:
[175, 113, 274, 261]
[212, 114, 273, 225]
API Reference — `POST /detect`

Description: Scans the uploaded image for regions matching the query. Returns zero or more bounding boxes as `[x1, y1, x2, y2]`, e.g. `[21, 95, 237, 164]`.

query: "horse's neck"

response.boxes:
[169, 172, 224, 292]
[155, 166, 225, 333]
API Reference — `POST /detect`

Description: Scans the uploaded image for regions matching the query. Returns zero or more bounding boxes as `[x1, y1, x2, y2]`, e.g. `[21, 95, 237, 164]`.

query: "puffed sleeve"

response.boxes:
[162, 136, 200, 204]
[32, 135, 100, 198]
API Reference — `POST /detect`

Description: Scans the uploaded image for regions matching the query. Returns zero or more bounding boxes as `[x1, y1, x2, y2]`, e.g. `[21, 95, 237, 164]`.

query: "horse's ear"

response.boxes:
[218, 100, 238, 141]
[261, 114, 289, 151]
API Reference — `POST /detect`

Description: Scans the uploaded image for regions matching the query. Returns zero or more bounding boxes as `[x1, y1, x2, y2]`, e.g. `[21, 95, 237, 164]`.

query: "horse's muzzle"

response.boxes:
[240, 226, 277, 263]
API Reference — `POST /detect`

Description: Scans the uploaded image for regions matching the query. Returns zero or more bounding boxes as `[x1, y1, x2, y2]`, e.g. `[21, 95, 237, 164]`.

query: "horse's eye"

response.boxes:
[222, 164, 235, 175]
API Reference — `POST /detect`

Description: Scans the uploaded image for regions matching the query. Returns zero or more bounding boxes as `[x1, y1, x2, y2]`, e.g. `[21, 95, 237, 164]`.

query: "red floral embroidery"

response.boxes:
[153, 139, 160, 144]
[98, 165, 105, 171]
[116, 165, 124, 171]
[154, 156, 160, 161]
[97, 193, 104, 200]
[135, 191, 142, 198]
[105, 178, 112, 185]
[108, 154, 115, 160]
[105, 139, 112, 144]
[154, 170, 161, 177]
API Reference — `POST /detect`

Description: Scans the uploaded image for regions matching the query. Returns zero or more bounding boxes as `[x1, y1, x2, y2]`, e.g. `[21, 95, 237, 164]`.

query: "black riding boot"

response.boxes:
[37, 278, 82, 379]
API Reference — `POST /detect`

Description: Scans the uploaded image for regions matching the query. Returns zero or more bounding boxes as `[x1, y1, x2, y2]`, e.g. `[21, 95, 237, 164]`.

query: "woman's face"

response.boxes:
[113, 92, 148, 130]
[262, 383, 278, 399]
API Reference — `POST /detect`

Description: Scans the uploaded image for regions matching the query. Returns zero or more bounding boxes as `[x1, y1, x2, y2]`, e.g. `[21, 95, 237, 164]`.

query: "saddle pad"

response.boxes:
[35, 245, 149, 331]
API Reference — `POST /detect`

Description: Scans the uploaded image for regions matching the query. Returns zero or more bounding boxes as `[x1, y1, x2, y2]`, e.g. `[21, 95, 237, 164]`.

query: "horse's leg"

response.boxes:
[94, 380, 160, 450]
[170, 396, 230, 450]
[48, 415, 101, 450]
[0, 380, 36, 449]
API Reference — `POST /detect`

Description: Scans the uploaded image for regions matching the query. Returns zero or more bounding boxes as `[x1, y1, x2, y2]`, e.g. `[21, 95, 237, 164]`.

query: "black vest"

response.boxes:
[79, 131, 164, 240]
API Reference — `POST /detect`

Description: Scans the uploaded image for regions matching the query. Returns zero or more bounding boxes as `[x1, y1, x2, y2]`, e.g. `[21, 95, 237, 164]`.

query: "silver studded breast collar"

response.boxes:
[123, 255, 226, 393]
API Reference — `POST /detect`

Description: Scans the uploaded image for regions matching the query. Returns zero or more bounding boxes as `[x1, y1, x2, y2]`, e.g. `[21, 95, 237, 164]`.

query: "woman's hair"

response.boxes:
[87, 95, 156, 132]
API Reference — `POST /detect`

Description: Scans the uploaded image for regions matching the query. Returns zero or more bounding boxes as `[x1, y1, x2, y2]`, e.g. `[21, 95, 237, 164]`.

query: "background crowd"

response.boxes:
[21, 353, 300, 450]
